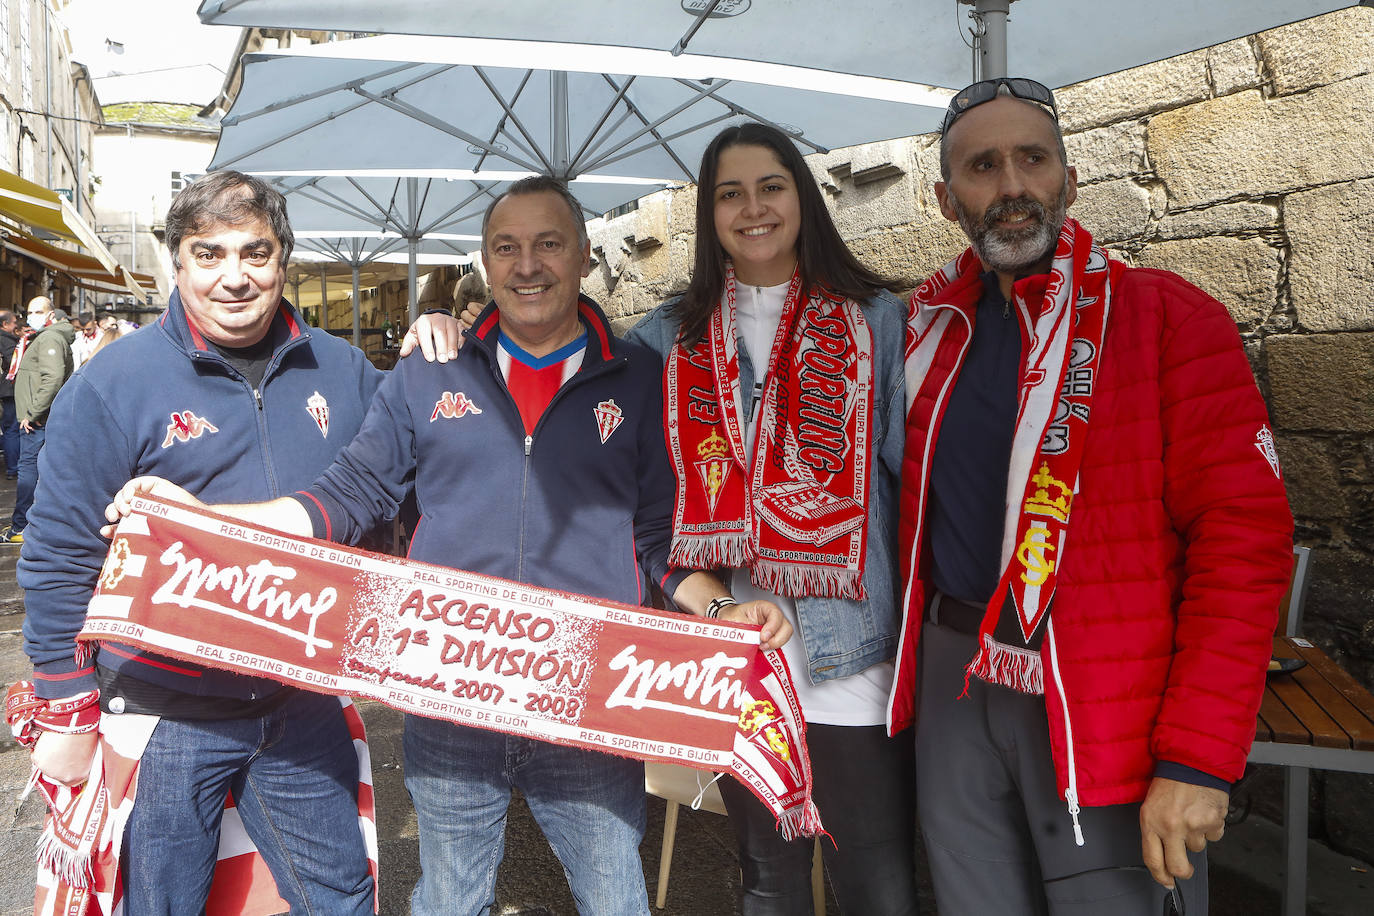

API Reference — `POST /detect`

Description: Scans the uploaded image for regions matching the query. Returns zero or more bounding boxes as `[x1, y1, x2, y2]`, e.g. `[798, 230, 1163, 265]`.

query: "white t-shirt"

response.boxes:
[733, 281, 893, 726]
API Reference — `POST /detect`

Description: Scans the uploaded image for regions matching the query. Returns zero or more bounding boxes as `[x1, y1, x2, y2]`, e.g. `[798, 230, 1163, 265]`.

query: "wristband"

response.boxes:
[705, 596, 738, 620]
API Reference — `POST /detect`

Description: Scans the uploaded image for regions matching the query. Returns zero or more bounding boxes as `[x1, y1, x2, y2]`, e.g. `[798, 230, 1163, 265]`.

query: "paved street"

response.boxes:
[0, 474, 1368, 914]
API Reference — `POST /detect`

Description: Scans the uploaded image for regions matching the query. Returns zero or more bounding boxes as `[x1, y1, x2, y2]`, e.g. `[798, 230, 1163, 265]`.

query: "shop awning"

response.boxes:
[1, 229, 155, 301]
[0, 169, 120, 273]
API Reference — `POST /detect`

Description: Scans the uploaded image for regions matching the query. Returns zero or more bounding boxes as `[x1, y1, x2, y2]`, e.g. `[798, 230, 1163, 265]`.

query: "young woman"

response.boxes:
[628, 122, 917, 915]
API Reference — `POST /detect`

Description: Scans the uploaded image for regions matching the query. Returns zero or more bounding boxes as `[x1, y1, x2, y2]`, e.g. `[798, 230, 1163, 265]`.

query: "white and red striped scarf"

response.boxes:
[18, 697, 376, 916]
[665, 264, 873, 599]
[905, 218, 1119, 693]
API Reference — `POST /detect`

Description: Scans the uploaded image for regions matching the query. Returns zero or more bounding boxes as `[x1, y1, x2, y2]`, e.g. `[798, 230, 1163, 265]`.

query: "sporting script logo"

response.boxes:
[151, 541, 336, 657]
[604, 645, 748, 719]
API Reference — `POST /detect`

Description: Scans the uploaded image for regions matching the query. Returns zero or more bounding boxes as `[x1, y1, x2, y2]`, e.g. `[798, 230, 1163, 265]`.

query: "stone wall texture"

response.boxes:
[551, 7, 1374, 860]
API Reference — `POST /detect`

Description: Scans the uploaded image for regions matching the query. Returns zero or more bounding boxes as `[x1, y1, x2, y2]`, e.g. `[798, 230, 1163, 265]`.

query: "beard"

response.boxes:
[951, 182, 1069, 275]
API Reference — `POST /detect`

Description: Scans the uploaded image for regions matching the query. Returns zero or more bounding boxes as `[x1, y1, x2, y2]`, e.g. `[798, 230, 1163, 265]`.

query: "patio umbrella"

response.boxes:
[284, 231, 472, 345]
[211, 37, 948, 185]
[198, 0, 1360, 86]
[209, 36, 950, 319]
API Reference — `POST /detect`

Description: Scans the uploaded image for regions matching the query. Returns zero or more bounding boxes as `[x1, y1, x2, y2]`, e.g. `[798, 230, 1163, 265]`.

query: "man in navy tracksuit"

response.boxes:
[18, 171, 455, 911]
[115, 177, 789, 915]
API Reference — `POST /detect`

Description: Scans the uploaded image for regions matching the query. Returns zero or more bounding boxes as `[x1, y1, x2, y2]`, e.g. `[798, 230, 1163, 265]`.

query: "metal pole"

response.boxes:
[351, 264, 362, 349]
[407, 178, 420, 323]
[973, 0, 1011, 80]
[407, 239, 419, 324]
[551, 70, 570, 178]
[319, 266, 329, 328]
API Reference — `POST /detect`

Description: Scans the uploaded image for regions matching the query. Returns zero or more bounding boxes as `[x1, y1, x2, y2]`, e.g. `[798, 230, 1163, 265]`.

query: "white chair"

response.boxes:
[645, 762, 824, 913]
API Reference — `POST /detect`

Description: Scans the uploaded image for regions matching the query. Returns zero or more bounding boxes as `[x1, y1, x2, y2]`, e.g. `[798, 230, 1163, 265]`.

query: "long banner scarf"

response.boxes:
[906, 218, 1118, 693]
[8, 685, 377, 916]
[665, 263, 873, 599]
[82, 497, 823, 839]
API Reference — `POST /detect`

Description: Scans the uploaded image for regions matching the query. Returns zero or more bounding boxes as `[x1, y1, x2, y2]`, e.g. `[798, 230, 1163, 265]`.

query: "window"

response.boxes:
[19, 0, 32, 110]
[0, 114, 10, 171]
[171, 170, 185, 194]
[0, 2, 11, 75]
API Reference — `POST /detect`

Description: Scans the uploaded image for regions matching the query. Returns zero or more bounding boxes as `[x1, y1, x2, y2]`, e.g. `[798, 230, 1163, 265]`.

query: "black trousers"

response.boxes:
[717, 722, 919, 915]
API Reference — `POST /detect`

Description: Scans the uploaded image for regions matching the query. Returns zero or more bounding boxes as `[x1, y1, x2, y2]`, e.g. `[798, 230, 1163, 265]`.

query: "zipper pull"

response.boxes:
[1066, 787, 1085, 846]
[524, 434, 532, 457]
[253, 388, 263, 410]
[1003, 297, 1011, 319]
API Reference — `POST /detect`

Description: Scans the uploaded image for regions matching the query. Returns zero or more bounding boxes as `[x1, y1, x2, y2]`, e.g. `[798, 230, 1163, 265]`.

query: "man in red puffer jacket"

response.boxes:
[890, 78, 1293, 916]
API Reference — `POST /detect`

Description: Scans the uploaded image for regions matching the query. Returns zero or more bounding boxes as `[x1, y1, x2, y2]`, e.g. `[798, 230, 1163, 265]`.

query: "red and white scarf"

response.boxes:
[665, 264, 873, 599]
[7, 682, 377, 915]
[906, 218, 1119, 693]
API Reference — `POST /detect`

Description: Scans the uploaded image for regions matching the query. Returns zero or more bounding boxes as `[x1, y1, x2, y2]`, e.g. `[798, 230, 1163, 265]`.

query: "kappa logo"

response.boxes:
[307, 391, 330, 438]
[1255, 424, 1282, 479]
[431, 391, 483, 422]
[161, 410, 219, 448]
[594, 398, 625, 444]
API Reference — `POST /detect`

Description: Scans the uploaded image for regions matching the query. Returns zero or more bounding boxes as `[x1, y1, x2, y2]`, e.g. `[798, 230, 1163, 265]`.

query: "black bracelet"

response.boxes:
[705, 596, 738, 619]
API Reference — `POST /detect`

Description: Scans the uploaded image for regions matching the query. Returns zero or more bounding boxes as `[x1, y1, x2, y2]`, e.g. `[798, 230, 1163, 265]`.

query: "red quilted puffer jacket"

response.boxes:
[888, 263, 1294, 809]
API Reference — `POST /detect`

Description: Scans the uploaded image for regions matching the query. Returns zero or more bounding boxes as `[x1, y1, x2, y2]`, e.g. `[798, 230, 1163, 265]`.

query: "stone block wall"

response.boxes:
[575, 7, 1374, 859]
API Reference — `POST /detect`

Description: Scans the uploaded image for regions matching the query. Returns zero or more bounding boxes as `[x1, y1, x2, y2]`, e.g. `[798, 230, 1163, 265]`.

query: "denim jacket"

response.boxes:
[626, 289, 905, 684]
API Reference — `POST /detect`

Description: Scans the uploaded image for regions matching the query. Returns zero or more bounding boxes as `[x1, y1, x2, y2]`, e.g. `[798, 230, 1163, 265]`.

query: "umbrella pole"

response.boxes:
[352, 264, 362, 349]
[551, 71, 570, 177]
[407, 238, 419, 324]
[319, 266, 329, 329]
[969, 0, 1011, 80]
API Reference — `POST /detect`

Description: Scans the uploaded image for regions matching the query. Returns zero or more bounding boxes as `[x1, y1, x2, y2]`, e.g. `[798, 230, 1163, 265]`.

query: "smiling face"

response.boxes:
[481, 190, 592, 356]
[936, 96, 1077, 283]
[173, 216, 285, 347]
[712, 143, 802, 287]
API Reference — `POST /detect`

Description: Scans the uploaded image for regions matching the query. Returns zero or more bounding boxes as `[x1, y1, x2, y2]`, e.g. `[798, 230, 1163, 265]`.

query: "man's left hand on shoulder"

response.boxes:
[1139, 776, 1229, 888]
[397, 311, 463, 363]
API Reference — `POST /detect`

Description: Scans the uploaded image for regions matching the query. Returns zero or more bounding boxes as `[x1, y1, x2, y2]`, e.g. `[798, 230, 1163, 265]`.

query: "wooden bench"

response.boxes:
[1246, 546, 1374, 915]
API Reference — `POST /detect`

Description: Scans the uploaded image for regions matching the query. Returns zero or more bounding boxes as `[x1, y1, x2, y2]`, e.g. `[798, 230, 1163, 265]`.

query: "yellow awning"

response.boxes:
[0, 168, 120, 273]
[1, 230, 155, 301]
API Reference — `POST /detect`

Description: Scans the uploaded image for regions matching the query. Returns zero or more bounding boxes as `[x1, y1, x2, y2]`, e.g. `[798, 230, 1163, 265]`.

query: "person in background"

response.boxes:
[892, 78, 1294, 915]
[457, 269, 490, 316]
[4, 297, 74, 543]
[0, 309, 22, 479]
[627, 122, 918, 916]
[70, 311, 99, 370]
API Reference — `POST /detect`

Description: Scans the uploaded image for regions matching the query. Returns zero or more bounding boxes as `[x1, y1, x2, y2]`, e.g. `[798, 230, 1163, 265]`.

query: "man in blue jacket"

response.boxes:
[19, 170, 456, 912]
[112, 176, 789, 915]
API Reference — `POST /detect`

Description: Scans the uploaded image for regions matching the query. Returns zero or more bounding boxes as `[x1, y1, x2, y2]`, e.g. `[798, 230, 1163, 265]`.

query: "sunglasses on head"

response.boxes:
[941, 77, 1059, 137]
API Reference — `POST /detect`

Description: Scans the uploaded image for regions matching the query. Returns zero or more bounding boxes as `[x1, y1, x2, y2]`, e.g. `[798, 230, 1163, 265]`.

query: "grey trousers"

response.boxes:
[915, 620, 1207, 915]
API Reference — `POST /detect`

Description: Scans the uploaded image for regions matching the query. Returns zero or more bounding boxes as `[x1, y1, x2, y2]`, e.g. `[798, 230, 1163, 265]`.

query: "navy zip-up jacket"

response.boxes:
[20, 290, 383, 700]
[294, 296, 688, 607]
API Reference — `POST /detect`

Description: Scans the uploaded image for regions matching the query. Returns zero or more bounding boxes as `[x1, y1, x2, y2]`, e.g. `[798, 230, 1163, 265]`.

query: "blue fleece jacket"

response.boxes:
[293, 296, 688, 607]
[20, 290, 383, 700]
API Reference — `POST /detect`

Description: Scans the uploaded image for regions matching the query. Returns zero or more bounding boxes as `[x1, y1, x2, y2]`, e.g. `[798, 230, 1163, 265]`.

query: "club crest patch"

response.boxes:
[161, 410, 219, 448]
[695, 429, 732, 516]
[307, 391, 330, 438]
[1255, 424, 1282, 479]
[594, 398, 624, 444]
[431, 391, 483, 422]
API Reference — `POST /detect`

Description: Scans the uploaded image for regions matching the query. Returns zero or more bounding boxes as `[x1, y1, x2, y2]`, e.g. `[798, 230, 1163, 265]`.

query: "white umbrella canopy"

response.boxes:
[198, 0, 1360, 87]
[209, 37, 950, 186]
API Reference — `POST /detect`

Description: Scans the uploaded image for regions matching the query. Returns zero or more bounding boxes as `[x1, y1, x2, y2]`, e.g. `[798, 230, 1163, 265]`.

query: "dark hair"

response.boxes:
[165, 170, 294, 268]
[672, 122, 894, 347]
[480, 175, 589, 252]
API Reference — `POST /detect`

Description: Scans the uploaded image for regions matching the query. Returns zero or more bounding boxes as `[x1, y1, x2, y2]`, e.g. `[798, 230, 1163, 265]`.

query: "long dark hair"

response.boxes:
[671, 122, 894, 347]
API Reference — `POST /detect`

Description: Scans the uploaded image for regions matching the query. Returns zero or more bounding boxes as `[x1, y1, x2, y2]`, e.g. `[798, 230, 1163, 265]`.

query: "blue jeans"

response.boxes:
[122, 691, 374, 913]
[11, 424, 43, 532]
[403, 715, 649, 916]
[0, 397, 17, 474]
